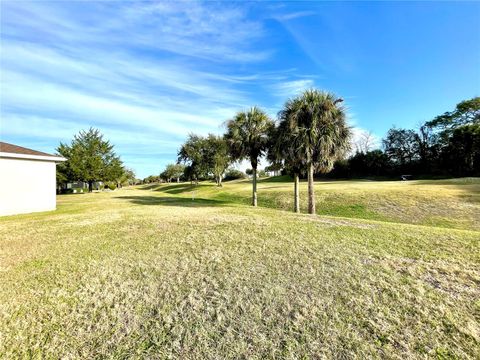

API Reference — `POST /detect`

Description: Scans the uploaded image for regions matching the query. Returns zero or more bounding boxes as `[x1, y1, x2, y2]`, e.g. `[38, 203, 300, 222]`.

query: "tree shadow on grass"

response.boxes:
[115, 195, 228, 207]
[139, 183, 213, 194]
[258, 175, 293, 183]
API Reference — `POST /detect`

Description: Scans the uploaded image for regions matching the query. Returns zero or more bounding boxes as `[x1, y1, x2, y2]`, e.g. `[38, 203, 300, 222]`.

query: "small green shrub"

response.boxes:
[223, 169, 246, 181]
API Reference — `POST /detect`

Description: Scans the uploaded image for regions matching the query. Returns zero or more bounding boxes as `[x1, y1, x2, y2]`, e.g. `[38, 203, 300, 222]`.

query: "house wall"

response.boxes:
[0, 157, 57, 216]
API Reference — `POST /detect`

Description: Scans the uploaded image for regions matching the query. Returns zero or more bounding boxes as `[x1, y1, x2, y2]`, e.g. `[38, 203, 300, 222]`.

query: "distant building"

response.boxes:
[0, 142, 65, 216]
[60, 181, 104, 193]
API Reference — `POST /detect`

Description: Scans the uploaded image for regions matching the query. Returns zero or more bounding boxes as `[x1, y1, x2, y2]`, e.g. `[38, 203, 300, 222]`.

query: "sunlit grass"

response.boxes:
[0, 178, 479, 358]
[147, 177, 480, 230]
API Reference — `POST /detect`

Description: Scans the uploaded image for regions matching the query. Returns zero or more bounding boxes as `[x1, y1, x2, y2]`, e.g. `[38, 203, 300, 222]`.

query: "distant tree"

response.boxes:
[282, 90, 351, 214]
[354, 130, 376, 154]
[425, 97, 480, 176]
[177, 134, 208, 184]
[413, 125, 439, 173]
[225, 107, 274, 206]
[56, 128, 123, 192]
[383, 127, 419, 171]
[264, 162, 283, 176]
[442, 124, 480, 176]
[245, 168, 253, 176]
[160, 165, 173, 182]
[172, 163, 185, 182]
[205, 134, 230, 186]
[223, 168, 246, 181]
[178, 134, 229, 186]
[143, 175, 159, 184]
[120, 168, 136, 186]
[426, 97, 480, 131]
[257, 169, 267, 178]
[183, 165, 196, 184]
[161, 163, 185, 183]
[349, 150, 392, 177]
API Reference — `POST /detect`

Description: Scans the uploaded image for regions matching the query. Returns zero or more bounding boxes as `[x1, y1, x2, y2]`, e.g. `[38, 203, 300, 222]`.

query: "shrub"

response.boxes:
[223, 169, 246, 181]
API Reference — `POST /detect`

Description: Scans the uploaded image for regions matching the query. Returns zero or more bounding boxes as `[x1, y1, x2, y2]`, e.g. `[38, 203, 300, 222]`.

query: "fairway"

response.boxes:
[1, 178, 479, 358]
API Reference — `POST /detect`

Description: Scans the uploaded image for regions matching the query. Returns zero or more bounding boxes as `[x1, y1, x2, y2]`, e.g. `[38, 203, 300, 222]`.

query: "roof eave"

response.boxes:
[0, 152, 66, 162]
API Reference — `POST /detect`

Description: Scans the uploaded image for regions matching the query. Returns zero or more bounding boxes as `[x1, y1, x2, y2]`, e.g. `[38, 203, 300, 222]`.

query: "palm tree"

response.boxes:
[268, 116, 305, 213]
[285, 90, 351, 214]
[225, 107, 274, 206]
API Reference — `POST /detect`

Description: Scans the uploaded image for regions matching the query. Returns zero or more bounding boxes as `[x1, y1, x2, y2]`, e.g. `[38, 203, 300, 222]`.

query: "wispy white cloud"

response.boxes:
[0, 1, 272, 178]
[0, 1, 332, 177]
[274, 11, 316, 21]
[271, 79, 315, 98]
[1, 1, 271, 62]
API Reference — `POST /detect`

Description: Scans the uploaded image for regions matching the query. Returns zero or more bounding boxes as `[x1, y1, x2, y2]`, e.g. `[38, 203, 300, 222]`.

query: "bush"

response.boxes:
[106, 183, 117, 191]
[223, 169, 246, 181]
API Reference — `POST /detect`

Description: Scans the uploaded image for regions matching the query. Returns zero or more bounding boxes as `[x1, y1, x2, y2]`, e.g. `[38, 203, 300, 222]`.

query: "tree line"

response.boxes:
[328, 97, 479, 178]
[152, 92, 478, 214]
[154, 89, 350, 214]
[56, 91, 478, 214]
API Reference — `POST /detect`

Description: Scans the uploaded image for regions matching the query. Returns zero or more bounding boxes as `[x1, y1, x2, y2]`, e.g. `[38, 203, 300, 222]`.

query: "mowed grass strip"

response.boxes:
[0, 179, 479, 358]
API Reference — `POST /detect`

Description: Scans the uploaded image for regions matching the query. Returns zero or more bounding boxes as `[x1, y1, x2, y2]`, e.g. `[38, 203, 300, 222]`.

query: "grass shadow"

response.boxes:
[138, 183, 213, 194]
[115, 195, 228, 207]
[258, 175, 293, 183]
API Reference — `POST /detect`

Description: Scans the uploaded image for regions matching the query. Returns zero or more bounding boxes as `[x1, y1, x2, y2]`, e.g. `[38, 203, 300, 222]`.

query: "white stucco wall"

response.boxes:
[0, 157, 58, 216]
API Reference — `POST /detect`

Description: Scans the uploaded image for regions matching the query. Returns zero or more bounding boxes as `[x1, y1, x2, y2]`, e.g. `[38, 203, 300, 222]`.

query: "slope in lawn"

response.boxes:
[0, 179, 479, 358]
[141, 177, 480, 231]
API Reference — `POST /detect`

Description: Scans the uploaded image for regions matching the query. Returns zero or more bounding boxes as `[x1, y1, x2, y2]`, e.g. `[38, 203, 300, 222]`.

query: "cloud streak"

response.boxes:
[0, 1, 372, 177]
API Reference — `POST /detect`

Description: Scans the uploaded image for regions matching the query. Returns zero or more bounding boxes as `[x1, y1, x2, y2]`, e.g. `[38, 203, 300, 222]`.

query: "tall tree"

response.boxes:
[57, 128, 123, 192]
[283, 90, 351, 214]
[225, 107, 274, 206]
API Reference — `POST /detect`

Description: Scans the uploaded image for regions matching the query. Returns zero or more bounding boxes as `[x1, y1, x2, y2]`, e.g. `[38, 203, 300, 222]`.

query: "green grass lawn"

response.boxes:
[1, 178, 479, 358]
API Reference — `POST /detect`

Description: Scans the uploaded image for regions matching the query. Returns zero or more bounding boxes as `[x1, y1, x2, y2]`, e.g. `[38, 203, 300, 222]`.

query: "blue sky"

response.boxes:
[1, 1, 479, 178]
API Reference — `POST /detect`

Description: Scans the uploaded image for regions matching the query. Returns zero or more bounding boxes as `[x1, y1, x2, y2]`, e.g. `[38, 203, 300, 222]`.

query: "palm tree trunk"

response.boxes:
[308, 163, 315, 214]
[294, 173, 300, 213]
[252, 167, 257, 206]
